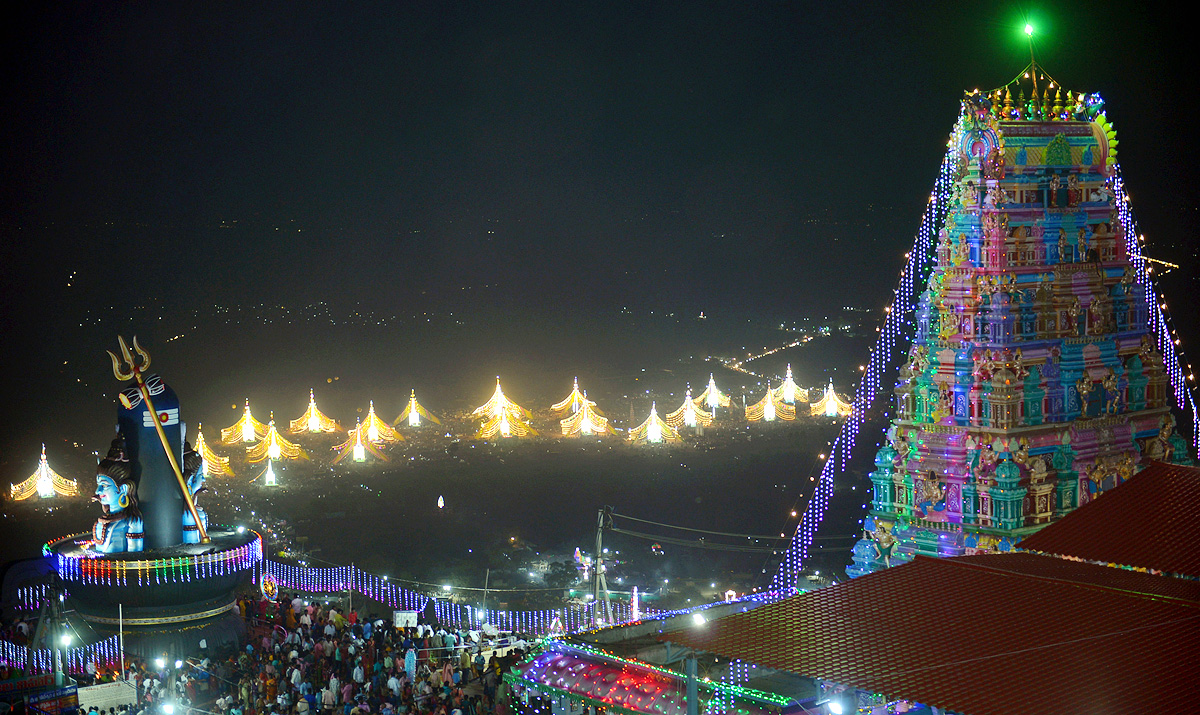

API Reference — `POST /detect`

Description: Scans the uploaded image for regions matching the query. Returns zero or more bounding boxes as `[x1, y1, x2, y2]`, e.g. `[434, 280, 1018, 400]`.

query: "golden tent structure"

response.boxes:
[332, 419, 390, 464]
[773, 364, 809, 404]
[289, 389, 342, 434]
[246, 415, 306, 463]
[222, 399, 268, 444]
[693, 374, 732, 413]
[810, 379, 853, 418]
[667, 387, 713, 428]
[561, 399, 616, 437]
[394, 390, 441, 427]
[746, 382, 797, 422]
[627, 403, 681, 444]
[195, 424, 233, 476]
[9, 445, 78, 501]
[551, 378, 590, 414]
[361, 401, 403, 443]
[473, 378, 537, 439]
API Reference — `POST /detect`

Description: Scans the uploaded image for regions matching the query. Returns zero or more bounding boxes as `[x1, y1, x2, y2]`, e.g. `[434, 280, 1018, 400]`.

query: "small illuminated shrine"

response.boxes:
[332, 418, 388, 464]
[849, 62, 1195, 579]
[561, 398, 615, 437]
[551, 377, 589, 414]
[666, 386, 713, 428]
[195, 424, 233, 476]
[221, 399, 268, 444]
[810, 379, 853, 418]
[774, 364, 809, 404]
[746, 382, 797, 422]
[693, 374, 731, 414]
[9, 445, 78, 500]
[394, 389, 441, 427]
[627, 403, 681, 444]
[246, 414, 306, 463]
[361, 400, 403, 443]
[288, 389, 342, 434]
[473, 378, 537, 439]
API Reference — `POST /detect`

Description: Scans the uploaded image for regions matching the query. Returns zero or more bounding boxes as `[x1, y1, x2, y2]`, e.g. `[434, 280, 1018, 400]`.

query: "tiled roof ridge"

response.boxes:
[916, 554, 1200, 609]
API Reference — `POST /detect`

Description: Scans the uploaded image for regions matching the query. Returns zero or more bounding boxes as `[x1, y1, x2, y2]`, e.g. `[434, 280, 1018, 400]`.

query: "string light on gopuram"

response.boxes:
[667, 386, 713, 428]
[288, 388, 342, 434]
[332, 419, 389, 464]
[628, 402, 681, 444]
[394, 389, 441, 428]
[770, 134, 957, 592]
[221, 399, 268, 444]
[745, 382, 796, 422]
[194, 424, 233, 477]
[246, 414, 306, 463]
[9, 444, 78, 501]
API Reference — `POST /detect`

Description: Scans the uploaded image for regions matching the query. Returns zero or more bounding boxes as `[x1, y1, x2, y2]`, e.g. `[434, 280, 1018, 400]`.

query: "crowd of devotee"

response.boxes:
[1, 592, 531, 715]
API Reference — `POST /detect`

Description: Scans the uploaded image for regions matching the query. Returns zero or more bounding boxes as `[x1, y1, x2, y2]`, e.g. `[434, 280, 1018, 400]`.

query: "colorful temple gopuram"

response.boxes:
[849, 64, 1195, 577]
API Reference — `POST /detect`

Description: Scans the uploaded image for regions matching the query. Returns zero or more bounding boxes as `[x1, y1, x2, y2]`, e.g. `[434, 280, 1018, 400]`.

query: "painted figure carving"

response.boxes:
[90, 436, 144, 553]
[181, 444, 209, 544]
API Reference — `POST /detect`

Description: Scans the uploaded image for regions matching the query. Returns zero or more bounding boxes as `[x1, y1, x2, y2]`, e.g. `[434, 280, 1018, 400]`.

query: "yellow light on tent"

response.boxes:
[647, 415, 662, 443]
[500, 412, 511, 437]
[35, 447, 54, 498]
[264, 460, 277, 487]
[242, 414, 255, 442]
[764, 390, 776, 422]
[409, 393, 421, 427]
[352, 428, 366, 462]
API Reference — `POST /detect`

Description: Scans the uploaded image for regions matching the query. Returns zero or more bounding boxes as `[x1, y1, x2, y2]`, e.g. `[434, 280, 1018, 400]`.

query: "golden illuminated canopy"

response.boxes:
[246, 415, 306, 463]
[810, 379, 853, 418]
[627, 403, 681, 444]
[333, 419, 389, 464]
[667, 387, 713, 428]
[477, 411, 538, 440]
[288, 389, 342, 434]
[551, 378, 590, 415]
[9, 445, 78, 501]
[473, 378, 536, 439]
[222, 399, 268, 444]
[394, 389, 441, 427]
[361, 401, 403, 443]
[195, 425, 233, 476]
[560, 398, 615, 437]
[693, 374, 731, 411]
[774, 365, 809, 404]
[472, 378, 532, 421]
[746, 382, 797, 422]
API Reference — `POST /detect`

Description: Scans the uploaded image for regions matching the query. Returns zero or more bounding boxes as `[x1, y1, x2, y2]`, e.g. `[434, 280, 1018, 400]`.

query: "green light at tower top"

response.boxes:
[1025, 23, 1034, 36]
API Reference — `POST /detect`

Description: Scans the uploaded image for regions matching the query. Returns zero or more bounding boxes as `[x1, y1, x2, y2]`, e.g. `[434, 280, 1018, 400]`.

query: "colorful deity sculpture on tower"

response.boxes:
[849, 66, 1193, 577]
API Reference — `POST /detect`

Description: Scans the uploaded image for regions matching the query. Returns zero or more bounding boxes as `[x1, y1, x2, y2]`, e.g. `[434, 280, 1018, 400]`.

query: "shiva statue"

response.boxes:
[90, 436, 144, 553]
[181, 444, 209, 544]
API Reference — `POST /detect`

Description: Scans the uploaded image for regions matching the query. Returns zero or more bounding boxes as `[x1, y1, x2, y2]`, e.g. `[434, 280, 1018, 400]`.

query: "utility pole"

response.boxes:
[481, 568, 490, 626]
[592, 507, 614, 628]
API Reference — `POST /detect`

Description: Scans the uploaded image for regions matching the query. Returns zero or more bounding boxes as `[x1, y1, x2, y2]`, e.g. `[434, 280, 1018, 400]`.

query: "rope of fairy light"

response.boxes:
[1112, 167, 1200, 449]
[770, 142, 957, 592]
[0, 635, 121, 673]
[263, 559, 644, 636]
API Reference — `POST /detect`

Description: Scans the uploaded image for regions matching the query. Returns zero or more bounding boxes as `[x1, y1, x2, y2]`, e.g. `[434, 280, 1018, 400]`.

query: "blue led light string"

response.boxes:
[1112, 167, 1200, 449]
[770, 140, 957, 591]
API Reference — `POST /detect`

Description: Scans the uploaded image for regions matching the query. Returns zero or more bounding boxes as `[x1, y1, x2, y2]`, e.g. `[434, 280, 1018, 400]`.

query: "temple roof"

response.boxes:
[1018, 460, 1200, 578]
[661, 553, 1200, 715]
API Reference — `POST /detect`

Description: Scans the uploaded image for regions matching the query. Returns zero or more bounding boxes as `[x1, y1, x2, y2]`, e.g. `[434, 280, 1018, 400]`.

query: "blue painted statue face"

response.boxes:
[95, 474, 127, 515]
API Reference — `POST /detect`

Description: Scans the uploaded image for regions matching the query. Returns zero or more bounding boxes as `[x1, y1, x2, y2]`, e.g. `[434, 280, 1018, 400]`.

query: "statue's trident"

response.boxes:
[108, 336, 210, 544]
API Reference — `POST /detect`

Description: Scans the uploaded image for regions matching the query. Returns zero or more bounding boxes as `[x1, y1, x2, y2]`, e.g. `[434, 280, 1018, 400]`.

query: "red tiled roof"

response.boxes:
[660, 553, 1200, 715]
[1018, 461, 1200, 577]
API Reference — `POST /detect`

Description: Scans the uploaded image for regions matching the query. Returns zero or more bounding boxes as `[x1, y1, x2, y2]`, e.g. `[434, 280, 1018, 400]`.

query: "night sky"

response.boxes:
[1, 3, 1197, 454]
